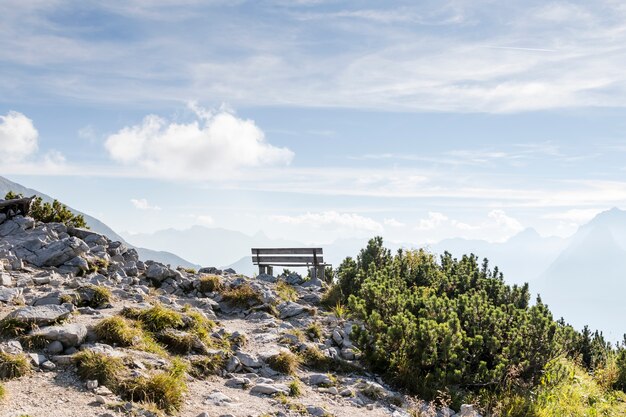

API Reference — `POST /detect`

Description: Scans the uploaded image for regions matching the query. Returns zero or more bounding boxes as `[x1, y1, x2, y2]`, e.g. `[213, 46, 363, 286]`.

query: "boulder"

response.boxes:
[256, 273, 277, 283]
[145, 263, 172, 282]
[32, 323, 88, 347]
[5, 305, 72, 326]
[236, 351, 263, 368]
[309, 373, 333, 387]
[33, 237, 89, 267]
[278, 301, 306, 319]
[0, 287, 22, 303]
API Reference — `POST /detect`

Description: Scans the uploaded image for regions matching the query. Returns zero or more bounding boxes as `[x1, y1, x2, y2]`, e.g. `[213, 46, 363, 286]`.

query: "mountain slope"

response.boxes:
[0, 176, 198, 269]
[537, 208, 626, 340]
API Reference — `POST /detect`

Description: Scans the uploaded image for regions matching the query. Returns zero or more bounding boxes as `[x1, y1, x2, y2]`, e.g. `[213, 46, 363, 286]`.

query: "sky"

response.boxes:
[2, 0, 626, 245]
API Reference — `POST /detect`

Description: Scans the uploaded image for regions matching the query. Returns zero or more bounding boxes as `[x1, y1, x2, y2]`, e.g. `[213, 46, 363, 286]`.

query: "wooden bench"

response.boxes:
[251, 247, 327, 281]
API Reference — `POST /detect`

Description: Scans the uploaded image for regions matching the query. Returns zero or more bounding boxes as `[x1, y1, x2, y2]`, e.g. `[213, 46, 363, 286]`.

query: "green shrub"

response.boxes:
[5, 192, 87, 228]
[198, 275, 224, 293]
[267, 351, 300, 375]
[221, 283, 262, 308]
[320, 284, 342, 309]
[0, 352, 30, 379]
[74, 350, 125, 388]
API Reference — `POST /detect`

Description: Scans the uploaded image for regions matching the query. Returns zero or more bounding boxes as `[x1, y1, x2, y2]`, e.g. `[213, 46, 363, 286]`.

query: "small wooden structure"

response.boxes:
[251, 247, 327, 281]
[0, 196, 35, 219]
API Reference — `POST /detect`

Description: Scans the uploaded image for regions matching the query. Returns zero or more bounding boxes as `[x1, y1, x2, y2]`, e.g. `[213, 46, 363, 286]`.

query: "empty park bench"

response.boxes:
[251, 247, 328, 281]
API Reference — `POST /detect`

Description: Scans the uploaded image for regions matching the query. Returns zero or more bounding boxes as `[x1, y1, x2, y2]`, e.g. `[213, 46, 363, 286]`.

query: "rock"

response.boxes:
[206, 391, 232, 404]
[33, 237, 89, 267]
[340, 388, 354, 397]
[283, 273, 304, 285]
[306, 405, 329, 416]
[256, 273, 277, 283]
[145, 263, 172, 282]
[225, 356, 241, 373]
[439, 407, 456, 417]
[0, 272, 12, 286]
[332, 329, 343, 345]
[32, 323, 88, 347]
[278, 301, 306, 319]
[6, 305, 72, 326]
[0, 287, 21, 303]
[199, 267, 221, 274]
[87, 380, 99, 390]
[41, 361, 56, 371]
[95, 395, 107, 404]
[225, 377, 251, 388]
[249, 383, 289, 396]
[223, 268, 236, 274]
[46, 340, 64, 354]
[309, 373, 334, 387]
[0, 340, 23, 355]
[452, 404, 482, 417]
[236, 352, 263, 368]
[302, 277, 323, 288]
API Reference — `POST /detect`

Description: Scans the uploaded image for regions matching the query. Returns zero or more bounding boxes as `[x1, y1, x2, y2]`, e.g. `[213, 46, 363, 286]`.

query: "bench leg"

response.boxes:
[317, 266, 325, 282]
[267, 266, 273, 276]
[259, 265, 266, 275]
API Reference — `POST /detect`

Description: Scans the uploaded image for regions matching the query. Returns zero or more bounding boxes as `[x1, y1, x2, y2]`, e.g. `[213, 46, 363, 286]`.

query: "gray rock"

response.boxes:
[278, 301, 306, 319]
[33, 236, 89, 267]
[0, 287, 21, 303]
[284, 273, 304, 285]
[249, 383, 289, 396]
[452, 404, 482, 417]
[206, 391, 232, 405]
[225, 377, 251, 388]
[306, 405, 329, 416]
[32, 323, 88, 347]
[146, 263, 172, 282]
[6, 305, 72, 326]
[225, 356, 241, 373]
[236, 352, 263, 368]
[0, 340, 23, 355]
[0, 272, 12, 286]
[46, 340, 64, 354]
[309, 373, 333, 386]
[256, 273, 277, 283]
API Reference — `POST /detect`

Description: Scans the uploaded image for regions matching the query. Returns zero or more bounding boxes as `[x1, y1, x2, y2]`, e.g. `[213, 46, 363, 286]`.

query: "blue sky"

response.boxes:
[2, 0, 626, 244]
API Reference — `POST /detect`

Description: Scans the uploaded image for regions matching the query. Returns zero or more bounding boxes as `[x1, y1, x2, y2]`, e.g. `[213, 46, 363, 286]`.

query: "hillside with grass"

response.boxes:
[0, 194, 625, 417]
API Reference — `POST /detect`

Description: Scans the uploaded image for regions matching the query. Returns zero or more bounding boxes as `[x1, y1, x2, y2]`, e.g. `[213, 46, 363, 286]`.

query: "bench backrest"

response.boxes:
[251, 248, 324, 266]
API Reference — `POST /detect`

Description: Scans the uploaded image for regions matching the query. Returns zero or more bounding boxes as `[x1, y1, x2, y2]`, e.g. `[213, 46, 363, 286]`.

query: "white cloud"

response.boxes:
[416, 212, 448, 230]
[0, 111, 38, 164]
[270, 211, 384, 233]
[130, 198, 161, 211]
[384, 218, 405, 227]
[104, 104, 294, 180]
[487, 209, 524, 233]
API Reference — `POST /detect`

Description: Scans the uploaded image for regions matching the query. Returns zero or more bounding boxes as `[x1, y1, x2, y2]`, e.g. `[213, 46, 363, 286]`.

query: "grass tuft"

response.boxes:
[198, 275, 224, 293]
[289, 379, 303, 397]
[136, 304, 184, 333]
[74, 350, 125, 388]
[0, 352, 30, 380]
[267, 351, 301, 375]
[221, 283, 262, 308]
[189, 354, 226, 379]
[276, 281, 298, 302]
[0, 318, 36, 338]
[305, 322, 323, 340]
[120, 371, 187, 414]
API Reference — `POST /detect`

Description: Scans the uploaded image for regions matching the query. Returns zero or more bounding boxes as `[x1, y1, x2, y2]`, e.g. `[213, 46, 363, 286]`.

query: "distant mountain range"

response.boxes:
[4, 176, 626, 341]
[0, 176, 198, 269]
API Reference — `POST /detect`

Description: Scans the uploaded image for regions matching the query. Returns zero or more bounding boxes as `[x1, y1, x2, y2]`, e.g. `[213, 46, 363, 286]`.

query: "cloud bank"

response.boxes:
[0, 111, 39, 164]
[104, 105, 294, 180]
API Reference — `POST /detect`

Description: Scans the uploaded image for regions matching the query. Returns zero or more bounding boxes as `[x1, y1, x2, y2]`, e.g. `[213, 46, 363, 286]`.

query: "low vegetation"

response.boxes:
[330, 236, 626, 414]
[74, 350, 125, 388]
[0, 352, 30, 380]
[189, 353, 226, 379]
[4, 191, 88, 228]
[276, 280, 298, 302]
[198, 275, 224, 293]
[267, 351, 300, 375]
[221, 283, 263, 308]
[120, 370, 187, 414]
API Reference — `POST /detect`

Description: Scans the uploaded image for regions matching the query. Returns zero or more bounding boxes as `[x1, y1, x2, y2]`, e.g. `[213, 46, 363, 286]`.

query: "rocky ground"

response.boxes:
[0, 213, 478, 417]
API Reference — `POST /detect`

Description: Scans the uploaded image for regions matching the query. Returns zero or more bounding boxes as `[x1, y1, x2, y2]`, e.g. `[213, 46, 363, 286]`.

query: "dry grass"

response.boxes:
[0, 352, 30, 380]
[198, 275, 224, 293]
[221, 283, 262, 308]
[189, 353, 226, 379]
[276, 281, 298, 302]
[267, 351, 301, 375]
[74, 350, 125, 388]
[120, 371, 187, 414]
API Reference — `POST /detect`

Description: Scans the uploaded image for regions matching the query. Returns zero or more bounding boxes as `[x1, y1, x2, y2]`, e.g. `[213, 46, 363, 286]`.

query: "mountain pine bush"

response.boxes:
[4, 191, 87, 228]
[339, 237, 578, 403]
